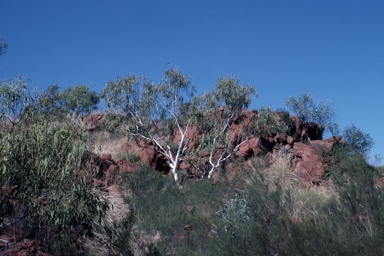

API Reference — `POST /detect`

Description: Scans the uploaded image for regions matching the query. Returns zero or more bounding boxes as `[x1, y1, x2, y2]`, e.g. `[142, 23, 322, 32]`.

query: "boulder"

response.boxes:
[291, 137, 343, 185]
[236, 136, 260, 159]
[83, 113, 103, 132]
[292, 142, 325, 184]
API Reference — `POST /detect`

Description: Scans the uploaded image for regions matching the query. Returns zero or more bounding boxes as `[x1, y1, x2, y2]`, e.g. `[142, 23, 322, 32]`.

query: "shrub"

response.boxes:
[342, 125, 374, 157]
[119, 165, 225, 255]
[285, 93, 339, 137]
[0, 122, 108, 254]
[212, 154, 384, 255]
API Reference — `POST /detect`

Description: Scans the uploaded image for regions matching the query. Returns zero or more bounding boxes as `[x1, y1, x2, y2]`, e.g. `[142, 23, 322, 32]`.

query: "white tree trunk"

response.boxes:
[208, 166, 216, 179]
[170, 162, 179, 183]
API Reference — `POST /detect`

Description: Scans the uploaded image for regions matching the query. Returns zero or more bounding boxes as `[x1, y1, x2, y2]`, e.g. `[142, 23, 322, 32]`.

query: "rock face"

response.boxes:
[84, 112, 342, 186]
[292, 142, 326, 184]
[291, 136, 343, 185]
[81, 152, 138, 187]
[83, 113, 103, 132]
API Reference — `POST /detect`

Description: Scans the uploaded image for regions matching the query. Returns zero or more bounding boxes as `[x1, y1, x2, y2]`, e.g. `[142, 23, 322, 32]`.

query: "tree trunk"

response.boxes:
[172, 165, 179, 184]
[208, 165, 218, 179]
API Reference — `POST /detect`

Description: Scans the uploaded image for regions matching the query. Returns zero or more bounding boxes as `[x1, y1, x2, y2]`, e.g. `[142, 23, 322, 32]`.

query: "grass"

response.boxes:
[58, 149, 384, 255]
[114, 150, 141, 163]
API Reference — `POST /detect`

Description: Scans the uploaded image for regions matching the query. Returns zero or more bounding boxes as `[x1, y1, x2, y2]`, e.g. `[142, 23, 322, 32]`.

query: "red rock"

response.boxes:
[236, 136, 260, 158]
[117, 161, 137, 173]
[294, 160, 325, 184]
[86, 110, 342, 184]
[83, 113, 103, 132]
[287, 136, 294, 145]
[292, 142, 328, 184]
[102, 154, 113, 161]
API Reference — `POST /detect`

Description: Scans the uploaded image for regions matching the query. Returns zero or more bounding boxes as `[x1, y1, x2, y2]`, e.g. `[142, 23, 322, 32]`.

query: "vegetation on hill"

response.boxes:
[0, 43, 382, 255]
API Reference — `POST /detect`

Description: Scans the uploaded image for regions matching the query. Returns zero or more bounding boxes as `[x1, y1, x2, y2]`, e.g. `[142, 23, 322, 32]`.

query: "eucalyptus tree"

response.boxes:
[36, 84, 65, 119]
[0, 75, 30, 133]
[1, 122, 109, 250]
[60, 85, 100, 120]
[342, 125, 374, 157]
[0, 80, 109, 252]
[101, 67, 197, 184]
[195, 77, 257, 178]
[285, 93, 339, 137]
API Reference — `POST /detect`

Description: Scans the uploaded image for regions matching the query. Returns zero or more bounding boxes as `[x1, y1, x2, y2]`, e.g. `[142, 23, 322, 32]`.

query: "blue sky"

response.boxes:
[1, 0, 383, 161]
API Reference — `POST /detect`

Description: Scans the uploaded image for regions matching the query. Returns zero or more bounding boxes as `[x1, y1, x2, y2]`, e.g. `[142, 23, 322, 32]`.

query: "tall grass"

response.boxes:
[98, 152, 384, 255]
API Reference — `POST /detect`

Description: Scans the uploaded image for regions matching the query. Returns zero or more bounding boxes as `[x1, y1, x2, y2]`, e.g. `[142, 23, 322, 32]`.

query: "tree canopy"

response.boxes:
[101, 67, 197, 184]
[195, 76, 257, 178]
[285, 93, 339, 137]
[343, 125, 374, 157]
[0, 75, 108, 253]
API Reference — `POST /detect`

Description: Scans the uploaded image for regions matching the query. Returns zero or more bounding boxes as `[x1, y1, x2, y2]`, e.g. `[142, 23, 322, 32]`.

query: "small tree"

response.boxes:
[101, 67, 196, 184]
[60, 85, 100, 120]
[342, 125, 374, 157]
[35, 84, 65, 119]
[0, 122, 109, 252]
[195, 77, 257, 178]
[0, 76, 30, 133]
[285, 93, 339, 137]
[0, 81, 109, 253]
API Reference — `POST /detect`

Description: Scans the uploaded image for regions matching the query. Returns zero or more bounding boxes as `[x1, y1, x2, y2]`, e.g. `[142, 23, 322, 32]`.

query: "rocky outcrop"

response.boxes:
[81, 152, 138, 188]
[292, 142, 325, 184]
[82, 113, 103, 132]
[291, 136, 343, 185]
[84, 112, 341, 185]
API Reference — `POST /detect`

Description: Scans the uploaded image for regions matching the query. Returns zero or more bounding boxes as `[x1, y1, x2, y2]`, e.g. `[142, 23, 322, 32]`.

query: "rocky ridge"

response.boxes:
[83, 111, 343, 187]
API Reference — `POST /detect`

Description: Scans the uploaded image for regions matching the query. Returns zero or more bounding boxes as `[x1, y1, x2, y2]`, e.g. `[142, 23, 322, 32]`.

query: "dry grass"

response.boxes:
[87, 131, 130, 158]
[83, 186, 131, 256]
[248, 151, 336, 223]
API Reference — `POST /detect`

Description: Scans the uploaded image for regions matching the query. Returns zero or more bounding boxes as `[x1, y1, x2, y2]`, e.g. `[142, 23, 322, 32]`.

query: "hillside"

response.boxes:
[1, 68, 382, 255]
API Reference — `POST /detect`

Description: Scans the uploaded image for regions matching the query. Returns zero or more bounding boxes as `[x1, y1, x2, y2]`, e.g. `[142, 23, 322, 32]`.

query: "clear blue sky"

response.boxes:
[1, 0, 383, 162]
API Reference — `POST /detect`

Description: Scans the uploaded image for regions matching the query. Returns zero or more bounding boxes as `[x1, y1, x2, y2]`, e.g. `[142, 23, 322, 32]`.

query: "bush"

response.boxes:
[285, 93, 339, 137]
[211, 154, 384, 255]
[0, 122, 108, 254]
[342, 125, 374, 156]
[119, 165, 226, 255]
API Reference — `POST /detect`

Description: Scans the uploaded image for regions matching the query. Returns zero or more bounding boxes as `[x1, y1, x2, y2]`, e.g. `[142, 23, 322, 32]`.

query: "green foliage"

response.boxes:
[3, 62, 381, 255]
[101, 75, 147, 114]
[30, 84, 99, 123]
[285, 93, 339, 136]
[193, 77, 257, 177]
[210, 155, 384, 255]
[0, 122, 109, 253]
[215, 76, 256, 113]
[84, 204, 135, 256]
[0, 76, 30, 132]
[120, 165, 225, 255]
[111, 212, 135, 256]
[252, 107, 288, 137]
[196, 76, 257, 129]
[36, 84, 66, 119]
[326, 155, 384, 254]
[0, 75, 117, 254]
[343, 125, 374, 156]
[214, 192, 250, 232]
[101, 67, 197, 183]
[101, 67, 196, 128]
[100, 111, 130, 135]
[60, 85, 100, 119]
